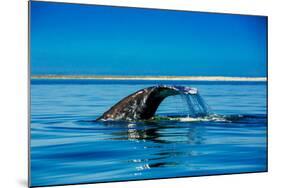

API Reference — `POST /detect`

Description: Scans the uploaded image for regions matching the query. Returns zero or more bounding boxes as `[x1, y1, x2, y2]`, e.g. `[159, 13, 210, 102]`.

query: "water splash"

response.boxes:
[167, 86, 210, 118]
[158, 114, 230, 122]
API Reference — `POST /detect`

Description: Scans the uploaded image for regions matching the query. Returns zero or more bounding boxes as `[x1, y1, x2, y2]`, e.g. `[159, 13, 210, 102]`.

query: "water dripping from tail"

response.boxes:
[178, 88, 210, 118]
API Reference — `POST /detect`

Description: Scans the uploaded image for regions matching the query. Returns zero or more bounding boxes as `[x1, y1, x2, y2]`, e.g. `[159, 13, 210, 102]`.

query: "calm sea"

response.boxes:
[30, 79, 267, 187]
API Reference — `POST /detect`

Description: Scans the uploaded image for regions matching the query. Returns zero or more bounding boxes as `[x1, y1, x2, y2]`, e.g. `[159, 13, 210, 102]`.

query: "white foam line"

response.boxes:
[31, 75, 267, 82]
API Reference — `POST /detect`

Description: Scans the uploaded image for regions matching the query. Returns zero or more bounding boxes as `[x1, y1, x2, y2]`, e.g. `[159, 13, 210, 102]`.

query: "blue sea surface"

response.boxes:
[30, 80, 267, 187]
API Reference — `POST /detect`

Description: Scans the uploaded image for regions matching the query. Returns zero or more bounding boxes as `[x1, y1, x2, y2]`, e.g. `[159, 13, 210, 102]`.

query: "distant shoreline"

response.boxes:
[31, 75, 267, 82]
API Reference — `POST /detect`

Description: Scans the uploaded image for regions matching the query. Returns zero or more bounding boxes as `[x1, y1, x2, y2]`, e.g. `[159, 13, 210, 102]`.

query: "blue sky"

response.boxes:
[30, 1, 267, 77]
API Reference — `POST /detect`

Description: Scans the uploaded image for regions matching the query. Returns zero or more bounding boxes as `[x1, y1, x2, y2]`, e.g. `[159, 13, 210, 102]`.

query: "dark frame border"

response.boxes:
[28, 1, 268, 187]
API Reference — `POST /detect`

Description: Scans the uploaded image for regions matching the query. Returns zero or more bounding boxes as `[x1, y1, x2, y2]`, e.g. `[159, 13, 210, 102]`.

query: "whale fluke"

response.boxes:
[96, 85, 209, 121]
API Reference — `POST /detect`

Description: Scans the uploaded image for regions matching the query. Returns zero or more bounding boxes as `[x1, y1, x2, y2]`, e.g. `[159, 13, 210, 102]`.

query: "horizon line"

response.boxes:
[31, 75, 267, 82]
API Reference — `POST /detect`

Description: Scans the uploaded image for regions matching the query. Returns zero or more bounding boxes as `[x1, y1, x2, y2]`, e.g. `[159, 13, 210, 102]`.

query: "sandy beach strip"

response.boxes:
[31, 75, 267, 82]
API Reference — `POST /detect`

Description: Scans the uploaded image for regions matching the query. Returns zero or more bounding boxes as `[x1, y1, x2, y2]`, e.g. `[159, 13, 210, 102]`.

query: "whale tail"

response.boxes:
[97, 85, 210, 121]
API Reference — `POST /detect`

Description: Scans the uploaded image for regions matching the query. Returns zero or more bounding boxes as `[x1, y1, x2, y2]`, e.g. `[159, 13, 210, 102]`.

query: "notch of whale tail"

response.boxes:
[96, 85, 210, 121]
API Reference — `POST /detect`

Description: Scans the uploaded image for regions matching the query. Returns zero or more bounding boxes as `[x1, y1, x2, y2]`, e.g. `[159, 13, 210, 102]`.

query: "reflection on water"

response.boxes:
[30, 80, 267, 187]
[111, 121, 206, 174]
[107, 121, 205, 145]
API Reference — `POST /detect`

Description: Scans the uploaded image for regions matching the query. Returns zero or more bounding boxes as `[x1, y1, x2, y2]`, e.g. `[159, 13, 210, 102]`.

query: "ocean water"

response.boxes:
[30, 80, 267, 187]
